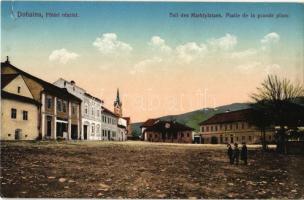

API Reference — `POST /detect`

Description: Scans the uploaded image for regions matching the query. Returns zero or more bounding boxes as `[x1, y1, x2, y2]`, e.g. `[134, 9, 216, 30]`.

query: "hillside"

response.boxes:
[131, 102, 250, 135]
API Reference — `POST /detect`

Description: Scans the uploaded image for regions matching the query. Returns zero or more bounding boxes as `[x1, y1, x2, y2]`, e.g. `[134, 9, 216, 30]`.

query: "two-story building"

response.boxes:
[198, 109, 275, 144]
[53, 79, 103, 140]
[1, 58, 82, 140]
[1, 74, 41, 140]
[101, 106, 119, 141]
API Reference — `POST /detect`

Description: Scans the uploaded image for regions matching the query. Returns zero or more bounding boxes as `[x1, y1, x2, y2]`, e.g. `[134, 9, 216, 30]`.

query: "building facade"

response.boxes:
[1, 59, 82, 140]
[101, 107, 119, 141]
[1, 74, 40, 140]
[143, 120, 194, 143]
[53, 78, 103, 140]
[199, 109, 275, 144]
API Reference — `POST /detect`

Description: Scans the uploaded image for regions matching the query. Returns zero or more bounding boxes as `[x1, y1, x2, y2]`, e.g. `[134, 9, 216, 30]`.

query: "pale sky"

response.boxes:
[2, 2, 304, 122]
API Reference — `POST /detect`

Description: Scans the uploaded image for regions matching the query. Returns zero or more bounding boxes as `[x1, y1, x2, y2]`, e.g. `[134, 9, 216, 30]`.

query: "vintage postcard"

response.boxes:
[1, 0, 304, 198]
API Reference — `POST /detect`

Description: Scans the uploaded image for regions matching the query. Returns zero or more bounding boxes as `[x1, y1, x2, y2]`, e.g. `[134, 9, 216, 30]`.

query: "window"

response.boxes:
[236, 137, 239, 141]
[229, 124, 232, 130]
[215, 126, 218, 132]
[91, 108, 94, 116]
[23, 111, 28, 120]
[225, 125, 227, 131]
[17, 86, 21, 93]
[85, 104, 88, 115]
[225, 137, 228, 142]
[11, 108, 17, 119]
[242, 136, 245, 141]
[57, 99, 62, 112]
[201, 126, 204, 132]
[47, 96, 52, 109]
[241, 123, 245, 129]
[72, 104, 77, 115]
[97, 125, 100, 134]
[206, 126, 209, 132]
[62, 101, 67, 113]
[236, 123, 238, 129]
[187, 133, 190, 137]
[91, 124, 95, 134]
[97, 110, 100, 117]
[249, 136, 252, 141]
[181, 133, 184, 137]
[211, 126, 213, 132]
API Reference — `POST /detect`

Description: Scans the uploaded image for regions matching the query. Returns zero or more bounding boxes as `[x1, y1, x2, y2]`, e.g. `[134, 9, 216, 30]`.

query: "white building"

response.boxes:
[53, 79, 103, 140]
[101, 106, 119, 141]
[117, 117, 128, 141]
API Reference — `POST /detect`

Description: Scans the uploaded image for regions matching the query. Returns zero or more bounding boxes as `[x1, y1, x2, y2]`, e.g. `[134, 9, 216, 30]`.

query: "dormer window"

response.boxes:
[17, 86, 21, 93]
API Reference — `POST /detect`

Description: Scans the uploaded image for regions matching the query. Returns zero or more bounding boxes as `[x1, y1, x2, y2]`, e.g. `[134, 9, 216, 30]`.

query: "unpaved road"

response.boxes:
[1, 141, 303, 198]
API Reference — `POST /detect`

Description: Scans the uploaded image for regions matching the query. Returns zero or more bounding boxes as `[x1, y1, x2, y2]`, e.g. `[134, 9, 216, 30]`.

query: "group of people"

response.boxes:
[227, 143, 248, 165]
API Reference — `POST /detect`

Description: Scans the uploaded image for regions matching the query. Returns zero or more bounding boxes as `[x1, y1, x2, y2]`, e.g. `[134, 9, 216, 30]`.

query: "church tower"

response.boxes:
[114, 88, 122, 117]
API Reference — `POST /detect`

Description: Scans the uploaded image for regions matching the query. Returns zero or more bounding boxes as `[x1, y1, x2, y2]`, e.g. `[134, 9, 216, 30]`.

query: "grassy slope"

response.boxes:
[132, 102, 250, 134]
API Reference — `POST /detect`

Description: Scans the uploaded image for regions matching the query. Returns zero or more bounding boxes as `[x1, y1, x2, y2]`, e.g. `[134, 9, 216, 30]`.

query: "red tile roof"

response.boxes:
[140, 118, 159, 128]
[199, 109, 252, 125]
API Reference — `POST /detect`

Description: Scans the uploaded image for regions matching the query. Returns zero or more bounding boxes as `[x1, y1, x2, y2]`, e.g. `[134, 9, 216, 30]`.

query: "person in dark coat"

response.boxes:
[233, 143, 240, 165]
[241, 142, 248, 165]
[227, 144, 233, 164]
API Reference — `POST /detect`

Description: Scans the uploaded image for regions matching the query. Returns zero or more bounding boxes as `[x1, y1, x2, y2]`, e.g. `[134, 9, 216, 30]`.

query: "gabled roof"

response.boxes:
[101, 106, 119, 118]
[84, 92, 102, 103]
[199, 109, 252, 125]
[1, 74, 19, 89]
[140, 118, 159, 128]
[1, 90, 41, 106]
[1, 61, 81, 102]
[145, 120, 194, 132]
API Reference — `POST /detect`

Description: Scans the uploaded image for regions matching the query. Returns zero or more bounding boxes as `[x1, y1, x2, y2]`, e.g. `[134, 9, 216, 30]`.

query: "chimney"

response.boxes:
[6, 56, 10, 64]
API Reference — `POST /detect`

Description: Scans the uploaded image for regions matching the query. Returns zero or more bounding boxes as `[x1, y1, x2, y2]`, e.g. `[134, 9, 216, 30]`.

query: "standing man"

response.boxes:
[241, 142, 248, 165]
[227, 144, 233, 164]
[233, 143, 240, 165]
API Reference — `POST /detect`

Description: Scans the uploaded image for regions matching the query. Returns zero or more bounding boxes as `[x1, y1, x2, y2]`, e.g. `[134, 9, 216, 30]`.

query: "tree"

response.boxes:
[250, 75, 304, 153]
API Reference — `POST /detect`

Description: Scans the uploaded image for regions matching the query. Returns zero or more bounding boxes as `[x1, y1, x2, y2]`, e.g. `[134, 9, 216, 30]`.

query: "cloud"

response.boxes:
[261, 32, 280, 44]
[261, 32, 280, 51]
[130, 57, 162, 75]
[264, 64, 281, 74]
[49, 48, 79, 64]
[93, 33, 132, 54]
[148, 36, 172, 53]
[208, 33, 237, 51]
[230, 49, 257, 58]
[176, 42, 207, 63]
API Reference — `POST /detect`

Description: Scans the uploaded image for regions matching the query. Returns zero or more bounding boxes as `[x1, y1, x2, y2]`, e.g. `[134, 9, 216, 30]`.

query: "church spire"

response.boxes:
[114, 88, 122, 117]
[116, 88, 121, 104]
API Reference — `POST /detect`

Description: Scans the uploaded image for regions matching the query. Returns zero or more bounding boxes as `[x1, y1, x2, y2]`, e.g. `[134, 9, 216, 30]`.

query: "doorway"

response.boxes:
[15, 129, 22, 140]
[84, 125, 88, 140]
[47, 116, 52, 137]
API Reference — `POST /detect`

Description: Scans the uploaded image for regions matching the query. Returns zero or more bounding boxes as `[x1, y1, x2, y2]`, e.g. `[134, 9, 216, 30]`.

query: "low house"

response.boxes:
[1, 74, 41, 140]
[143, 120, 194, 143]
[1, 58, 82, 140]
[140, 118, 159, 140]
[198, 109, 275, 144]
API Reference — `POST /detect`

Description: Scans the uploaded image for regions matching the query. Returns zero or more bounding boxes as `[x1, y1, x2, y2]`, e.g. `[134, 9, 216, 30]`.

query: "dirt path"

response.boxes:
[1, 141, 303, 198]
